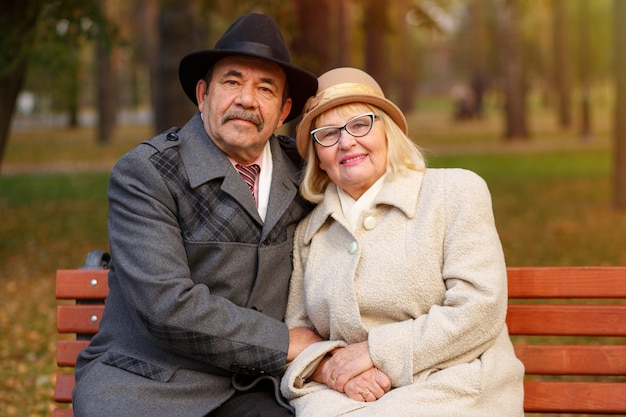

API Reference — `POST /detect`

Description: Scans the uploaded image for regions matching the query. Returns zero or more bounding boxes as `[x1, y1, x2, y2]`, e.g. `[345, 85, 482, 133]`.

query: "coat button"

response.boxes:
[363, 216, 377, 230]
[348, 241, 358, 254]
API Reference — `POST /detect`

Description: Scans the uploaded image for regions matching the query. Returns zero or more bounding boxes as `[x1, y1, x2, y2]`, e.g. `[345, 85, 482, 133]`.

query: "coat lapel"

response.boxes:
[303, 169, 425, 243]
[178, 112, 263, 223]
[261, 137, 301, 236]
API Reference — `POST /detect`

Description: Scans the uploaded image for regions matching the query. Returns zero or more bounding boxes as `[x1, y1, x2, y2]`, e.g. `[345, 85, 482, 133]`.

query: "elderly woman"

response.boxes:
[280, 67, 524, 416]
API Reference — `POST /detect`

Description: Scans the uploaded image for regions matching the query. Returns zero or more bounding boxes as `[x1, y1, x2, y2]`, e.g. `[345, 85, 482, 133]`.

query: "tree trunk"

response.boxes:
[95, 52, 115, 143]
[154, 0, 198, 134]
[292, 0, 335, 75]
[613, 0, 626, 210]
[363, 0, 390, 94]
[96, 37, 116, 143]
[95, 0, 118, 143]
[291, 0, 335, 135]
[0, 62, 28, 173]
[0, 0, 40, 173]
[578, 0, 592, 139]
[131, 0, 159, 131]
[396, 0, 418, 113]
[552, 0, 571, 128]
[469, 0, 489, 118]
[493, 0, 528, 140]
[337, 0, 352, 67]
[67, 56, 80, 128]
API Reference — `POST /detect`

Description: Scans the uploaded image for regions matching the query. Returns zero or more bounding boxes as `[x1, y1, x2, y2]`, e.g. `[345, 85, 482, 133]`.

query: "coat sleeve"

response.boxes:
[367, 169, 509, 387]
[107, 146, 290, 376]
[284, 218, 313, 330]
[281, 217, 347, 396]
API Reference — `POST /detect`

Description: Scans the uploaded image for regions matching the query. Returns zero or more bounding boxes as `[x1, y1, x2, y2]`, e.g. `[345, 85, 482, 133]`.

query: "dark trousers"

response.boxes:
[208, 381, 294, 417]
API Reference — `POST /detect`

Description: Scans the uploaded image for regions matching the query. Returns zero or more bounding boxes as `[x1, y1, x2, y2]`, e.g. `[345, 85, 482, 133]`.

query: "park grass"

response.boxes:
[1, 105, 625, 415]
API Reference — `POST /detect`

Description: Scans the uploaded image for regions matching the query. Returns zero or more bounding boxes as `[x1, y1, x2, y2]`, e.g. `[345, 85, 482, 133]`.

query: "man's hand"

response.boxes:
[287, 327, 323, 362]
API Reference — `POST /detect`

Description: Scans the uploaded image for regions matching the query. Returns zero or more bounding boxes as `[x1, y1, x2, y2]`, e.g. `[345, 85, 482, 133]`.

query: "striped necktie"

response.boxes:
[236, 163, 261, 203]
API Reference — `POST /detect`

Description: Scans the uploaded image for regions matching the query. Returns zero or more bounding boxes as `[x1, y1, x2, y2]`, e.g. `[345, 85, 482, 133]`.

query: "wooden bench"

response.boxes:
[54, 264, 626, 416]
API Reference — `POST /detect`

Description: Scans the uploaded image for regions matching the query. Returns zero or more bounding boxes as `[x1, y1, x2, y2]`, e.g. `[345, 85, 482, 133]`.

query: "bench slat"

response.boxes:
[56, 269, 109, 300]
[514, 345, 626, 375]
[506, 304, 626, 336]
[55, 374, 75, 403]
[57, 340, 90, 367]
[57, 305, 104, 334]
[51, 408, 74, 417]
[508, 266, 626, 298]
[524, 381, 626, 413]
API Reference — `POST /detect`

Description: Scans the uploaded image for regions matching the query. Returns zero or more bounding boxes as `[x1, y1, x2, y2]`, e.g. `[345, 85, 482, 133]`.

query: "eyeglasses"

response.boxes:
[311, 112, 378, 147]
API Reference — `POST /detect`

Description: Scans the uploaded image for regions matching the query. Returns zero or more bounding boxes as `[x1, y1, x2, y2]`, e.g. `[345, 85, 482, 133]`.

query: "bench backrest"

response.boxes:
[54, 266, 626, 416]
[507, 266, 626, 414]
[54, 269, 109, 417]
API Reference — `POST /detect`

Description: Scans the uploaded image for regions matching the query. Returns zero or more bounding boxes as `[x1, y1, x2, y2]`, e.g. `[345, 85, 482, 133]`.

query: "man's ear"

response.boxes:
[196, 80, 208, 110]
[276, 98, 293, 129]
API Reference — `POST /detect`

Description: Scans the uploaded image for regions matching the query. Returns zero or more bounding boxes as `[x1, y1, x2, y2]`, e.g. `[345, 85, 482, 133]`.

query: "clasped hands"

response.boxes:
[318, 342, 391, 402]
[288, 327, 391, 402]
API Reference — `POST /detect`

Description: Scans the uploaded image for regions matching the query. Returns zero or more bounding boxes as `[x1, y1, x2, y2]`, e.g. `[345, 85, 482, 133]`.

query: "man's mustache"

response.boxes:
[221, 111, 264, 132]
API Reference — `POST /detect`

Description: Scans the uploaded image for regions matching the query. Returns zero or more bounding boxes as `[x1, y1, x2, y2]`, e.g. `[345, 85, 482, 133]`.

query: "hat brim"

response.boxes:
[178, 50, 317, 123]
[295, 93, 408, 159]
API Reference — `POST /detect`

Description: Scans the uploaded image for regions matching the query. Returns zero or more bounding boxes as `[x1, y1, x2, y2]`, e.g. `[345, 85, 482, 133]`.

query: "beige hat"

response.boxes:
[296, 67, 408, 158]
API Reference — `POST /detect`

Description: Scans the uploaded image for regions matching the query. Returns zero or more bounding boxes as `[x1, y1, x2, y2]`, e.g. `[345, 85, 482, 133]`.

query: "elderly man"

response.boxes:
[73, 13, 320, 417]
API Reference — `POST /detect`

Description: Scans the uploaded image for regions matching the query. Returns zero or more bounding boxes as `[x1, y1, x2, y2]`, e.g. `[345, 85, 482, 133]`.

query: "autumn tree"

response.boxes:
[493, 0, 528, 140]
[363, 0, 390, 93]
[0, 0, 109, 172]
[613, 0, 626, 210]
[552, 0, 572, 128]
[468, 0, 489, 118]
[292, 0, 335, 76]
[393, 0, 419, 114]
[577, 0, 592, 139]
[151, 0, 199, 133]
[0, 1, 39, 172]
[95, 0, 116, 143]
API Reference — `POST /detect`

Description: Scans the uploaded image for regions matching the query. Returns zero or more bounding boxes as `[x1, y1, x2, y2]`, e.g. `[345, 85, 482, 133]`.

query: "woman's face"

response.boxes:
[314, 107, 388, 200]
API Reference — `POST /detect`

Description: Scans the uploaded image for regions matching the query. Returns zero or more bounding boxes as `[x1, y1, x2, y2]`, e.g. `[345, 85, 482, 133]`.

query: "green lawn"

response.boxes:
[1, 107, 624, 415]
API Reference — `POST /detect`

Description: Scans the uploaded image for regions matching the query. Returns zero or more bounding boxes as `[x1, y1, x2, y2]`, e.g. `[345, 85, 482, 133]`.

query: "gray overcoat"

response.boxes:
[73, 112, 311, 417]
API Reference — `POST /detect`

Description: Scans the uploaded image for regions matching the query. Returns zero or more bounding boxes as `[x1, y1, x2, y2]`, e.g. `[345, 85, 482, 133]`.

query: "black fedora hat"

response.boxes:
[178, 13, 317, 123]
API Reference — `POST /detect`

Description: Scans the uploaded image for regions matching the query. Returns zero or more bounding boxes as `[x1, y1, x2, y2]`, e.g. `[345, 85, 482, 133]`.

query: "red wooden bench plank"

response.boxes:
[57, 305, 104, 334]
[54, 374, 74, 403]
[56, 269, 109, 300]
[507, 266, 626, 298]
[51, 408, 74, 417]
[514, 344, 626, 375]
[57, 340, 90, 367]
[523, 381, 626, 414]
[506, 304, 626, 336]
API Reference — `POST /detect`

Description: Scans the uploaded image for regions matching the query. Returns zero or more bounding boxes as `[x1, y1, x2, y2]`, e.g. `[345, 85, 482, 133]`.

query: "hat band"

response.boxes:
[217, 41, 289, 63]
[304, 82, 384, 114]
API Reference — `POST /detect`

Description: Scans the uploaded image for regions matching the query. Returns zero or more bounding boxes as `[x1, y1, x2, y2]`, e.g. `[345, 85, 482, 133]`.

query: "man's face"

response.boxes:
[197, 55, 292, 164]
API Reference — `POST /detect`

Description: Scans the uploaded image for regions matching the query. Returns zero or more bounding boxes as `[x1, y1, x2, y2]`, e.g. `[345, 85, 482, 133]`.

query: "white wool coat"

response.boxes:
[281, 168, 525, 417]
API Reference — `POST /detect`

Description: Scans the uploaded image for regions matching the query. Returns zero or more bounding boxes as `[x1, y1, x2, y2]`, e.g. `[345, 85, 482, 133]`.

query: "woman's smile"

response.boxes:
[341, 153, 368, 166]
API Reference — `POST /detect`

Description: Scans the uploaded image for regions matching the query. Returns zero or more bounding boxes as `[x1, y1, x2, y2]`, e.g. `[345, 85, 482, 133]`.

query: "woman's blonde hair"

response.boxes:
[300, 103, 426, 203]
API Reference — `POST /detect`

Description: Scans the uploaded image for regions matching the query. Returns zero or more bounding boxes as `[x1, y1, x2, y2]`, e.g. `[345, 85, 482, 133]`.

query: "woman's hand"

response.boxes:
[343, 367, 391, 402]
[322, 341, 373, 392]
[307, 341, 392, 402]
